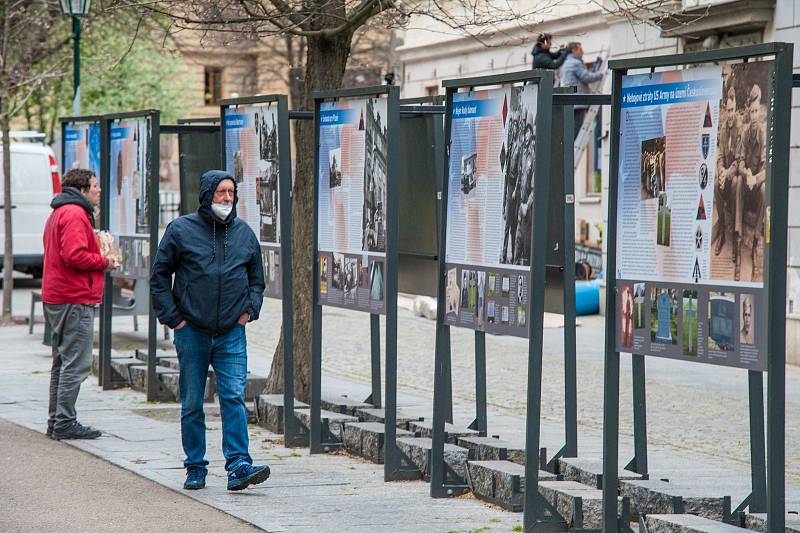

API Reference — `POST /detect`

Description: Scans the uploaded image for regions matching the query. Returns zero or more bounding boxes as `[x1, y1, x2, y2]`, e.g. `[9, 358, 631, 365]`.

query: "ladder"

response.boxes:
[573, 50, 610, 172]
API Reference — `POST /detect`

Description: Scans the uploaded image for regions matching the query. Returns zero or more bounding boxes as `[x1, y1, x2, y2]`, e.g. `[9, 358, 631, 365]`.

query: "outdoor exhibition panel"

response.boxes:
[429, 70, 554, 524]
[97, 110, 161, 400]
[60, 115, 102, 179]
[217, 95, 303, 446]
[311, 85, 407, 481]
[602, 43, 792, 533]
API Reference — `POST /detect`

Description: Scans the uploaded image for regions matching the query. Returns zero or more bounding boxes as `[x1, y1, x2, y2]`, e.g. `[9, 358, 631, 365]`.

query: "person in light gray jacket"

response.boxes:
[559, 42, 603, 136]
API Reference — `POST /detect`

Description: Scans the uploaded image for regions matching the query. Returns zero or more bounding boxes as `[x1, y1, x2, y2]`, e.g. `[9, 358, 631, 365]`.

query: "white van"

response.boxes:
[0, 132, 61, 278]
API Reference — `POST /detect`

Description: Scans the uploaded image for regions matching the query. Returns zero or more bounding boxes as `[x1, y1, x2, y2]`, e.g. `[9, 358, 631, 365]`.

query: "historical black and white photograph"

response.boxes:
[740, 293, 755, 345]
[257, 164, 279, 243]
[343, 257, 359, 303]
[500, 87, 536, 265]
[331, 252, 345, 290]
[641, 136, 666, 199]
[460, 152, 477, 194]
[711, 61, 770, 283]
[362, 98, 388, 252]
[708, 291, 735, 351]
[329, 148, 342, 188]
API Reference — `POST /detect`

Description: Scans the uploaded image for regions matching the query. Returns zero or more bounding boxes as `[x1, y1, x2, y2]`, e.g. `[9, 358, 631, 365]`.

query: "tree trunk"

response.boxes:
[2, 112, 14, 323]
[264, 32, 352, 402]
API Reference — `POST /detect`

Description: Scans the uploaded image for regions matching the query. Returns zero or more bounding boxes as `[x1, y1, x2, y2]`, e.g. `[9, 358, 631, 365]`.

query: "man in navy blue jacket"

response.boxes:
[151, 170, 268, 491]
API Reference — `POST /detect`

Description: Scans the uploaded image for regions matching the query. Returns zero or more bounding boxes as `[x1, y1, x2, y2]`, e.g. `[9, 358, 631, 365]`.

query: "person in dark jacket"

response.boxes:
[43, 168, 113, 440]
[531, 32, 568, 70]
[151, 170, 268, 491]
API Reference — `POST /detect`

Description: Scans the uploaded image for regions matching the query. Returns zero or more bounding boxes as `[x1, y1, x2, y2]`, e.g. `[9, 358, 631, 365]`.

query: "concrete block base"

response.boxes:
[343, 422, 412, 464]
[253, 394, 310, 433]
[557, 456, 643, 489]
[407, 420, 479, 443]
[620, 479, 731, 522]
[395, 437, 468, 481]
[457, 436, 526, 465]
[467, 460, 557, 512]
[645, 514, 748, 533]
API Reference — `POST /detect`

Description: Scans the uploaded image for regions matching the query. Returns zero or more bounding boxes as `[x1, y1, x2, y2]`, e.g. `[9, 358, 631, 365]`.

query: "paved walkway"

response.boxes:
[0, 419, 260, 532]
[7, 286, 799, 532]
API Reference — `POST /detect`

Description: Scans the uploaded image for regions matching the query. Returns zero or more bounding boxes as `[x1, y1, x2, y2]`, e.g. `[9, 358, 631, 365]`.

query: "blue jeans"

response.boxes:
[174, 323, 252, 472]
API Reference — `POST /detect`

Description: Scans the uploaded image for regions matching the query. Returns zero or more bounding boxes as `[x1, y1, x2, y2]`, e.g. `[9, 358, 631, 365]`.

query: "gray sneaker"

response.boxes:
[52, 422, 102, 440]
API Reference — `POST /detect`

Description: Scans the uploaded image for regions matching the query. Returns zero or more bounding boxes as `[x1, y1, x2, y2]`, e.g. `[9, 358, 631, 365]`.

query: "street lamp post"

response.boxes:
[59, 0, 92, 116]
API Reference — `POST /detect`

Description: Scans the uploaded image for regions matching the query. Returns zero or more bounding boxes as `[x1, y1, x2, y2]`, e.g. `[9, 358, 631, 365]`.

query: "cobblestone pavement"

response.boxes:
[14, 286, 800, 521]
[244, 298, 800, 507]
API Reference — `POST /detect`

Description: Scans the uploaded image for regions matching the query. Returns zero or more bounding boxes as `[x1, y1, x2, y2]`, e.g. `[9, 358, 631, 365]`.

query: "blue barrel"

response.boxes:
[575, 279, 600, 315]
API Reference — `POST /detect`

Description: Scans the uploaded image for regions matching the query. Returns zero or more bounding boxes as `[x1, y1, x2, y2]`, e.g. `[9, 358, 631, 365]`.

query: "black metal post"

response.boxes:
[766, 43, 792, 533]
[430, 85, 459, 497]
[383, 86, 403, 481]
[146, 111, 161, 402]
[310, 96, 324, 454]
[601, 67, 625, 533]
[369, 313, 382, 407]
[522, 72, 554, 532]
[748, 370, 767, 513]
[99, 117, 112, 389]
[630, 354, 648, 475]
[562, 104, 578, 458]
[472, 330, 487, 435]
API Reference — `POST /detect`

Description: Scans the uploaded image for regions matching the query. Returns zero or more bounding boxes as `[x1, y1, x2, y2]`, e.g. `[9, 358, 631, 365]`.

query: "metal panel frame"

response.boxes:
[97, 109, 161, 401]
[428, 72, 556, 525]
[309, 85, 415, 483]
[217, 95, 304, 446]
[602, 43, 792, 533]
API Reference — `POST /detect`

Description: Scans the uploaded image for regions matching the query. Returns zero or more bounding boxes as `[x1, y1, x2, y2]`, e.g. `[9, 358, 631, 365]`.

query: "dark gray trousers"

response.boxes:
[45, 303, 96, 432]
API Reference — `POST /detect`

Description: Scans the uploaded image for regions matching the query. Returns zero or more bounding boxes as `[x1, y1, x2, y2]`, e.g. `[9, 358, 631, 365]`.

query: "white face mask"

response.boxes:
[211, 203, 233, 220]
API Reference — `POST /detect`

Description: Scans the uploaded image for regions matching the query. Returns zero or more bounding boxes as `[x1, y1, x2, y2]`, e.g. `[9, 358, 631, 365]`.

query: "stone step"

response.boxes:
[356, 407, 424, 429]
[253, 394, 309, 433]
[406, 420, 479, 444]
[744, 513, 800, 533]
[320, 395, 373, 417]
[294, 409, 359, 447]
[128, 365, 180, 402]
[134, 348, 177, 363]
[107, 357, 142, 386]
[620, 478, 731, 522]
[457, 436, 526, 465]
[467, 460, 557, 512]
[645, 514, 750, 533]
[395, 437, 469, 481]
[557, 456, 644, 489]
[538, 480, 622, 530]
[343, 422, 413, 464]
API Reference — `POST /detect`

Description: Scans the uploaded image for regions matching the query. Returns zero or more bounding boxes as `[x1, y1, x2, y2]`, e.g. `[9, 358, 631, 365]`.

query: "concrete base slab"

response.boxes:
[253, 394, 309, 433]
[159, 371, 214, 403]
[356, 408, 424, 429]
[295, 409, 359, 445]
[395, 437, 468, 480]
[558, 456, 643, 489]
[645, 514, 749, 533]
[343, 422, 412, 464]
[407, 420, 479, 443]
[467, 460, 557, 512]
[457, 436, 526, 465]
[621, 479, 731, 522]
[320, 395, 373, 416]
[744, 513, 800, 532]
[538, 480, 619, 530]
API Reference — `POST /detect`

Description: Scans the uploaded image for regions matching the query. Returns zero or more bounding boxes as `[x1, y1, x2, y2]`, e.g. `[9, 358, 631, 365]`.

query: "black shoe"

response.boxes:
[46, 424, 53, 438]
[184, 467, 207, 490]
[227, 463, 270, 491]
[52, 421, 102, 440]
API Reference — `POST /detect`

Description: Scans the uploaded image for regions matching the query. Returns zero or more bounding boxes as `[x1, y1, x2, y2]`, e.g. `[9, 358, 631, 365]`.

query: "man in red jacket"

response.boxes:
[43, 168, 113, 440]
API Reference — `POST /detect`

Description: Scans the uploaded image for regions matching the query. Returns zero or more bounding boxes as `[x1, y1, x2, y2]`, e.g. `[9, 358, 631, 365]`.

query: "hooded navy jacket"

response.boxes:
[150, 170, 265, 336]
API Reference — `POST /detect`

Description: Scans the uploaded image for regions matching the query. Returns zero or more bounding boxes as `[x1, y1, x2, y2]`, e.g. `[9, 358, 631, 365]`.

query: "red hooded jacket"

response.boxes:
[42, 188, 107, 304]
